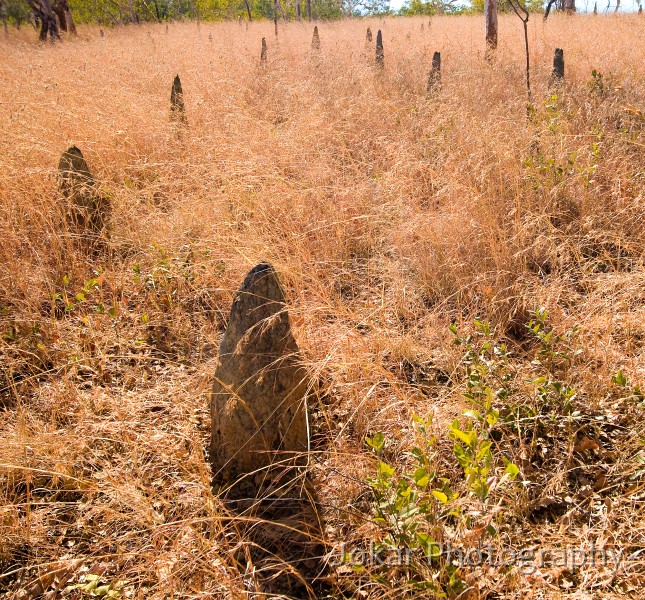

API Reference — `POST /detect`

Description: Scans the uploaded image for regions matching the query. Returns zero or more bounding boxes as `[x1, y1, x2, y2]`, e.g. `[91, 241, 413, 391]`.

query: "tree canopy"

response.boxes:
[0, 0, 554, 33]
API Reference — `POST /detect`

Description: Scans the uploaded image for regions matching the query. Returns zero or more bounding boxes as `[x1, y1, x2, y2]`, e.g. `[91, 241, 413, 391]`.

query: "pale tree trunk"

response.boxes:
[127, 0, 138, 23]
[53, 0, 76, 34]
[274, 0, 278, 35]
[485, 0, 498, 54]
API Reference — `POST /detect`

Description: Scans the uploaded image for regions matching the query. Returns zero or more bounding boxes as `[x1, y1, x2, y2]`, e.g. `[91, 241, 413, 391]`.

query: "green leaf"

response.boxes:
[366, 431, 385, 452]
[453, 443, 468, 468]
[432, 490, 448, 504]
[462, 409, 482, 422]
[414, 467, 430, 488]
[486, 409, 499, 426]
[416, 532, 441, 559]
[505, 462, 520, 479]
[450, 426, 473, 446]
[377, 461, 395, 480]
[612, 370, 627, 387]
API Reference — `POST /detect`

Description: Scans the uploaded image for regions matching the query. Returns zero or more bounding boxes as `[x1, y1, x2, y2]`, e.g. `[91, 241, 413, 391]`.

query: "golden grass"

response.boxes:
[0, 13, 644, 598]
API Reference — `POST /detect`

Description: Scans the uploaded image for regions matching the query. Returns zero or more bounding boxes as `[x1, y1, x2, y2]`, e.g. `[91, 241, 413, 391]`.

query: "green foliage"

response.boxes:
[52, 271, 115, 317]
[361, 312, 610, 589]
[399, 0, 466, 16]
[66, 0, 347, 24]
[365, 414, 469, 595]
[612, 369, 644, 404]
[1, 0, 30, 26]
[469, 0, 544, 12]
[526, 307, 581, 370]
[67, 574, 127, 597]
[363, 318, 532, 592]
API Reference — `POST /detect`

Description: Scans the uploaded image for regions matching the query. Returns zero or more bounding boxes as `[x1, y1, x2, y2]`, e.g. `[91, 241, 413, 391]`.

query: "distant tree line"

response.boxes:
[400, 0, 545, 15]
[0, 0, 566, 41]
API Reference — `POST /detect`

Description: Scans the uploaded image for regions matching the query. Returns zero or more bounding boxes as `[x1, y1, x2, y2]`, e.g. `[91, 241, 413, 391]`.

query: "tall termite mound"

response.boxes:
[311, 25, 320, 50]
[552, 48, 564, 82]
[375, 29, 384, 68]
[210, 263, 309, 494]
[58, 146, 106, 232]
[427, 51, 441, 92]
[170, 74, 187, 124]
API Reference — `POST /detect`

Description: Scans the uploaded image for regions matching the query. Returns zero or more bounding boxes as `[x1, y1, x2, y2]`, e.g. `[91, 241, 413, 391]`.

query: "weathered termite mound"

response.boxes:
[210, 263, 309, 495]
[170, 74, 187, 124]
[375, 29, 384, 68]
[551, 48, 564, 84]
[58, 146, 106, 232]
[427, 51, 441, 92]
[311, 25, 320, 50]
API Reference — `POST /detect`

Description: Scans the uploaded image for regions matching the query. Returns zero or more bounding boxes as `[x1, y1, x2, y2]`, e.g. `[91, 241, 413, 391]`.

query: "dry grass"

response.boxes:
[0, 13, 644, 599]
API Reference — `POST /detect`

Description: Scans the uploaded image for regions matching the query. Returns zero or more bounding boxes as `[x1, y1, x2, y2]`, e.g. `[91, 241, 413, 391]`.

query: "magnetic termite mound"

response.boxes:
[210, 263, 309, 495]
[366, 26, 372, 42]
[551, 48, 564, 83]
[260, 37, 267, 64]
[58, 146, 106, 232]
[311, 25, 320, 50]
[375, 29, 384, 68]
[170, 74, 187, 124]
[427, 51, 441, 92]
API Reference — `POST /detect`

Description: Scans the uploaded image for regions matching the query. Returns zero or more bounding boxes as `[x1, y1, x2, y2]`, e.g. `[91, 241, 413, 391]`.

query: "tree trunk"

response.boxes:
[564, 0, 575, 12]
[296, 0, 300, 20]
[53, 0, 76, 34]
[0, 0, 8, 35]
[127, 0, 138, 23]
[27, 0, 60, 41]
[243, 0, 252, 20]
[485, 0, 498, 54]
[306, 0, 311, 21]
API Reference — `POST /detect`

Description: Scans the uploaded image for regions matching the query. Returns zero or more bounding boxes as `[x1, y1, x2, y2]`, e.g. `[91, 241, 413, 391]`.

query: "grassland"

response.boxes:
[0, 13, 644, 599]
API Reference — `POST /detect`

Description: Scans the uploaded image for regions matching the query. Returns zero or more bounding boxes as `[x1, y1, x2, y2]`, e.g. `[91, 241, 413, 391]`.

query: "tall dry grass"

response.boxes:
[0, 13, 644, 598]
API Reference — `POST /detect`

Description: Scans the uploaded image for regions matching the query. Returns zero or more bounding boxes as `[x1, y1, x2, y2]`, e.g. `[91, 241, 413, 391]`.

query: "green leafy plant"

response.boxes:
[612, 369, 644, 404]
[66, 573, 127, 597]
[526, 307, 581, 371]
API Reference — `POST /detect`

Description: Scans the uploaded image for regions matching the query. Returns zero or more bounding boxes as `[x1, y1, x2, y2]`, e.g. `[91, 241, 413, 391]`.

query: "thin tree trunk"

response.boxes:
[0, 0, 8, 35]
[296, 0, 301, 20]
[544, 0, 557, 19]
[522, 18, 531, 102]
[306, 0, 311, 21]
[243, 0, 252, 20]
[485, 0, 498, 54]
[127, 0, 138, 23]
[53, 0, 76, 34]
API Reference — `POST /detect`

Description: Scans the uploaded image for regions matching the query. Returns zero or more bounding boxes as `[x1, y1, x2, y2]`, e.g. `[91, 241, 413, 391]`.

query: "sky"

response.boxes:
[386, 0, 642, 11]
